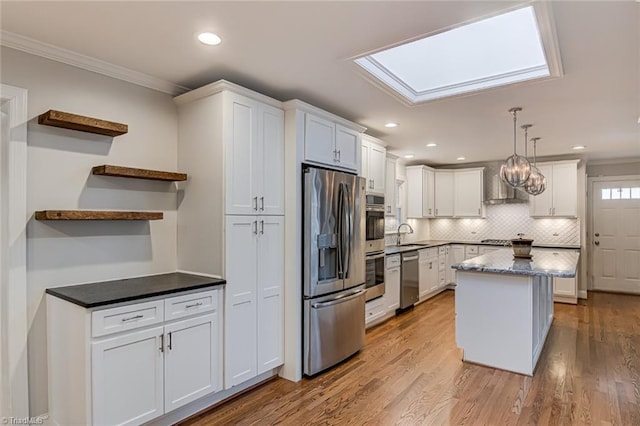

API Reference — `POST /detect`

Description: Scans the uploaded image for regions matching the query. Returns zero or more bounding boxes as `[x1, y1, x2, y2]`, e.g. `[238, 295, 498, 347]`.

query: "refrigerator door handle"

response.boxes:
[343, 184, 351, 278]
[336, 183, 344, 278]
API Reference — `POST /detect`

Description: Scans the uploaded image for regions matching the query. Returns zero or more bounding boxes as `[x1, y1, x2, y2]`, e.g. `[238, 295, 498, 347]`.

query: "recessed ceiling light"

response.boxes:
[457, 156, 466, 161]
[571, 145, 585, 150]
[198, 32, 222, 46]
[426, 143, 438, 147]
[385, 122, 399, 128]
[404, 154, 415, 159]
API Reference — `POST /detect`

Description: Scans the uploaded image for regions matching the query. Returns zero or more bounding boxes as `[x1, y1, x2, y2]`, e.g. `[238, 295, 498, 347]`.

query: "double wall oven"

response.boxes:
[365, 194, 385, 301]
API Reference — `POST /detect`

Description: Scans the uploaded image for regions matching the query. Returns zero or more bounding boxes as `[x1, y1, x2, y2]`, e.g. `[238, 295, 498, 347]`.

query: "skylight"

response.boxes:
[354, 5, 561, 104]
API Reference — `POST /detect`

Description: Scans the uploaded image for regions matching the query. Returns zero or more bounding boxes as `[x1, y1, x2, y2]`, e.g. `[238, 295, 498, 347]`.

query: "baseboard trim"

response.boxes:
[578, 290, 588, 299]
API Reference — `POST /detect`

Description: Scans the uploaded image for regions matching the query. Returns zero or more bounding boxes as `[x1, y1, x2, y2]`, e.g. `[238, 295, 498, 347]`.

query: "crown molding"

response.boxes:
[1, 30, 190, 96]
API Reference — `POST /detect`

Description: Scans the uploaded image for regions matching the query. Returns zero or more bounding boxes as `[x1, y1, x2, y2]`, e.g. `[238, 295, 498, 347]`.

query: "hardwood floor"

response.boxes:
[181, 290, 640, 425]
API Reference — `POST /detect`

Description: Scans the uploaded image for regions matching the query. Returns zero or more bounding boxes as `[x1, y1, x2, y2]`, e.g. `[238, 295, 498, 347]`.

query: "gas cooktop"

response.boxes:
[480, 239, 512, 246]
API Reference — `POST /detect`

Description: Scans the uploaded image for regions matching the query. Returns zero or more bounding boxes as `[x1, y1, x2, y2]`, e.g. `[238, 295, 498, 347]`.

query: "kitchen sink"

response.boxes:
[397, 244, 425, 249]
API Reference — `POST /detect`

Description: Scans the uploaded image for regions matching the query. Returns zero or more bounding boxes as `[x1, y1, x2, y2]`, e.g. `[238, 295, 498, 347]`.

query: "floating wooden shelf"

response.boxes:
[38, 110, 128, 137]
[92, 165, 187, 182]
[35, 210, 163, 221]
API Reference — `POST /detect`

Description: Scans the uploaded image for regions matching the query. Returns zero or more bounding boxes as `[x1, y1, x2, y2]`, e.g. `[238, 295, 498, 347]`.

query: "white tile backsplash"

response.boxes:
[429, 204, 579, 245]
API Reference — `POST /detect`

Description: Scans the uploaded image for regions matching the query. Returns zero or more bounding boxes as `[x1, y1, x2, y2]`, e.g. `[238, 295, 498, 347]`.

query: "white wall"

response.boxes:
[1, 47, 179, 416]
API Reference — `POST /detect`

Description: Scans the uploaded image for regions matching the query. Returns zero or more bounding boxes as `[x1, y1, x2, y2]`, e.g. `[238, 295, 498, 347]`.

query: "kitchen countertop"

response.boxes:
[384, 240, 580, 255]
[45, 272, 226, 308]
[451, 248, 580, 278]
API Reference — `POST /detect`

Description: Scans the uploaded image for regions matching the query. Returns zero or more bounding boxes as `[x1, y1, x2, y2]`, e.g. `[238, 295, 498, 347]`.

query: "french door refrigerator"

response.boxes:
[303, 165, 366, 376]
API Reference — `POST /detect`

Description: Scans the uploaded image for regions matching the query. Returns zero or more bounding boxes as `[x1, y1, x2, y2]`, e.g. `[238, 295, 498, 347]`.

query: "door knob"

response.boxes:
[595, 241, 600, 245]
[595, 233, 600, 237]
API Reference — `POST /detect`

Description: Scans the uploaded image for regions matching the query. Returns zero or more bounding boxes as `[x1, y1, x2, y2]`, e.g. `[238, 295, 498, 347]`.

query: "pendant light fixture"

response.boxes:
[523, 137, 546, 195]
[500, 107, 531, 187]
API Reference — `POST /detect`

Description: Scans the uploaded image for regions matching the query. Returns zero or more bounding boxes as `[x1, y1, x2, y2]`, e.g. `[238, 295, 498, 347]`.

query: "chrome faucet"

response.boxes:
[396, 222, 414, 245]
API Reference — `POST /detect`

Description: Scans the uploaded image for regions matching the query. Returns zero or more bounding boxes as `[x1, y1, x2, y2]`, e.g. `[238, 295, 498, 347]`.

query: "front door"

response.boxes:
[591, 179, 640, 293]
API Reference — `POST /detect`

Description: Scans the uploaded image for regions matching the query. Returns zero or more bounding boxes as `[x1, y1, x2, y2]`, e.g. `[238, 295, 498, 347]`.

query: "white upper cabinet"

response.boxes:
[454, 168, 484, 217]
[361, 135, 387, 194]
[434, 170, 454, 217]
[304, 113, 336, 166]
[529, 161, 578, 217]
[385, 156, 397, 216]
[335, 124, 360, 171]
[225, 91, 285, 216]
[406, 165, 435, 218]
[304, 112, 360, 172]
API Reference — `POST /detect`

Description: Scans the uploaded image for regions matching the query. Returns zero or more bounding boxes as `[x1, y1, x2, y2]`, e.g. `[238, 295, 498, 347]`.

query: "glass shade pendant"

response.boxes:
[523, 137, 546, 195]
[500, 107, 531, 187]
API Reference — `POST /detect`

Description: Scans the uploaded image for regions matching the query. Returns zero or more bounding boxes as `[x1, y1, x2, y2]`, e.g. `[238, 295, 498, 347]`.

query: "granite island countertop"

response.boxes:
[451, 248, 579, 278]
[45, 272, 226, 308]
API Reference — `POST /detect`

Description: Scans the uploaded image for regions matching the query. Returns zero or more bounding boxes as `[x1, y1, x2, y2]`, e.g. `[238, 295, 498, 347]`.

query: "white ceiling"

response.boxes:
[2, 1, 638, 165]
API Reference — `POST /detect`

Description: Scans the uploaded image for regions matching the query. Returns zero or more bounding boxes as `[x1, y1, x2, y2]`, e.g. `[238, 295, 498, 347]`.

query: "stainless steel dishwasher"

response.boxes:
[400, 251, 419, 309]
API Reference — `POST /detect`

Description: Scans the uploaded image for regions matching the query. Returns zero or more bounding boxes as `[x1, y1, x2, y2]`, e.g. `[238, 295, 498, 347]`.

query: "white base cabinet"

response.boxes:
[418, 248, 440, 301]
[365, 254, 400, 329]
[47, 288, 223, 426]
[553, 276, 578, 304]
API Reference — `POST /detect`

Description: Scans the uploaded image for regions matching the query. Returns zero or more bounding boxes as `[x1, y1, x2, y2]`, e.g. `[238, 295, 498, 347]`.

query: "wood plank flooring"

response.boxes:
[180, 290, 640, 425]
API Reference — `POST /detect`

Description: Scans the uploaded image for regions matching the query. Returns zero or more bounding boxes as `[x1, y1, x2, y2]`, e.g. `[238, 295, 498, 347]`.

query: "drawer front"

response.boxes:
[465, 245, 479, 255]
[92, 300, 164, 338]
[164, 290, 218, 322]
[386, 255, 401, 269]
[419, 247, 438, 261]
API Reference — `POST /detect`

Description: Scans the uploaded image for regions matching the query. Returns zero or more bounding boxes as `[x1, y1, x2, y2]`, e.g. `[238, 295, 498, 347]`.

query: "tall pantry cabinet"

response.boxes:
[174, 81, 285, 390]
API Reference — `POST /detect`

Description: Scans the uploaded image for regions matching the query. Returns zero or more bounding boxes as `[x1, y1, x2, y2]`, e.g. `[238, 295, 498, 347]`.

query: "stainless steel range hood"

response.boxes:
[483, 161, 528, 204]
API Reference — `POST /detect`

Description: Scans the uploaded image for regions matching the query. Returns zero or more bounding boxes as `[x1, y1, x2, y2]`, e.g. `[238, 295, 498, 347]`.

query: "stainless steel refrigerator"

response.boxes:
[303, 165, 366, 376]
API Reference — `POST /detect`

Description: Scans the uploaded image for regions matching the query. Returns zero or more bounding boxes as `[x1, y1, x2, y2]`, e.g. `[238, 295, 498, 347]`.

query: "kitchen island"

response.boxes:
[452, 248, 579, 375]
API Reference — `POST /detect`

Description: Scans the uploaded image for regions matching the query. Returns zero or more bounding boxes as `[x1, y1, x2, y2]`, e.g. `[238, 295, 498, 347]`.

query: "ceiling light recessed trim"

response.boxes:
[384, 122, 399, 128]
[426, 143, 438, 147]
[457, 156, 466, 161]
[404, 154, 415, 159]
[352, 3, 562, 105]
[197, 32, 222, 46]
[571, 145, 586, 150]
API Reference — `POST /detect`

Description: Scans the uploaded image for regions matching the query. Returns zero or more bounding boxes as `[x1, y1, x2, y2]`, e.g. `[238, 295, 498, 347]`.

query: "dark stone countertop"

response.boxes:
[45, 272, 226, 308]
[385, 240, 580, 255]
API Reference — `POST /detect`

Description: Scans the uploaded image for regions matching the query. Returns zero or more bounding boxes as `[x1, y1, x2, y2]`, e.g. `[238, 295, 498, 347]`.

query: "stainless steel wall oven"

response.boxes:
[365, 194, 385, 254]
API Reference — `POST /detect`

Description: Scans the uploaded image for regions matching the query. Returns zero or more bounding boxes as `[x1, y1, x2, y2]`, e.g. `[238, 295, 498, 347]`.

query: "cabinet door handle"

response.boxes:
[168, 332, 173, 351]
[159, 334, 164, 353]
[253, 220, 258, 235]
[337, 150, 341, 162]
[553, 207, 556, 215]
[260, 196, 264, 211]
[428, 208, 432, 215]
[260, 220, 264, 235]
[253, 196, 258, 211]
[435, 209, 438, 215]
[185, 302, 203, 309]
[121, 314, 143, 322]
[387, 205, 391, 213]
[478, 208, 481, 215]
[549, 208, 552, 215]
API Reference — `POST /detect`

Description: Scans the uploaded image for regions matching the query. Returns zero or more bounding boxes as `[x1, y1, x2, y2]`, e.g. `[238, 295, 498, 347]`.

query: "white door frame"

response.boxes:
[587, 175, 640, 291]
[0, 84, 29, 418]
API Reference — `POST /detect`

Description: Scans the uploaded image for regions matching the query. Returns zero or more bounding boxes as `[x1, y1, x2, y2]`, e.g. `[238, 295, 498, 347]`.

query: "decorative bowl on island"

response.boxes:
[511, 234, 533, 258]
